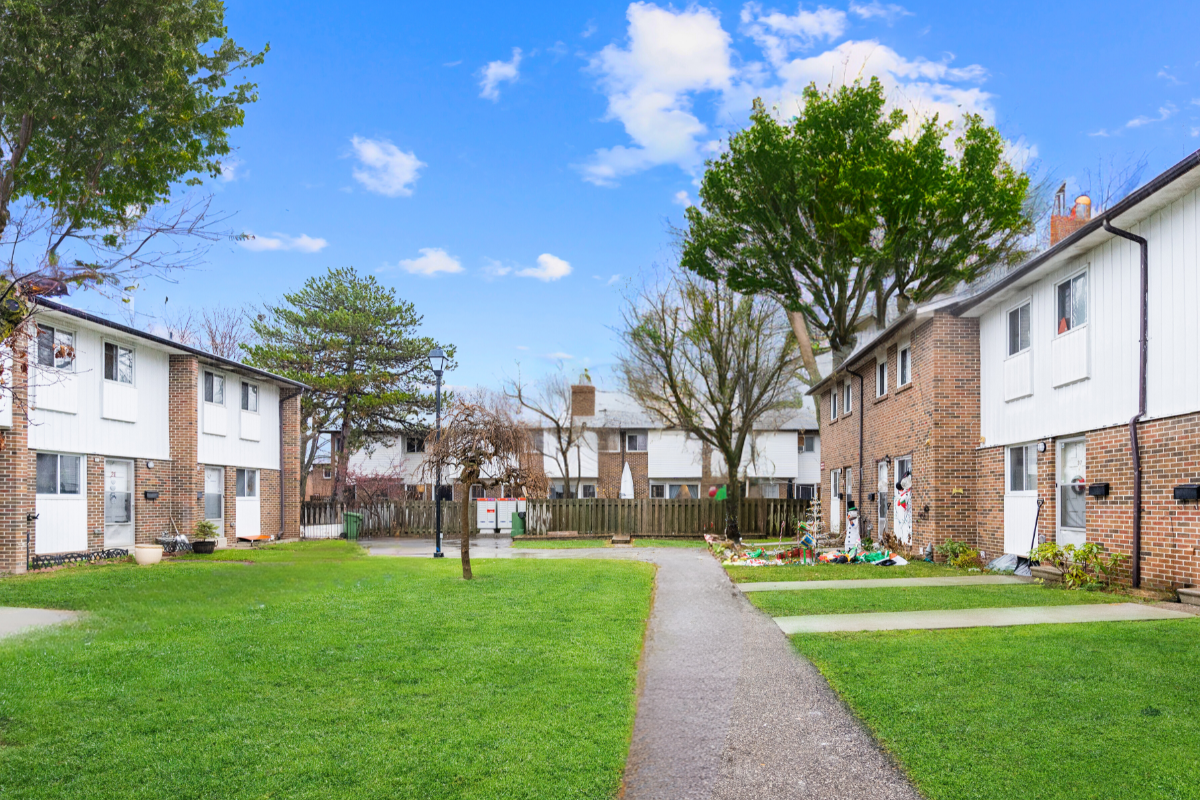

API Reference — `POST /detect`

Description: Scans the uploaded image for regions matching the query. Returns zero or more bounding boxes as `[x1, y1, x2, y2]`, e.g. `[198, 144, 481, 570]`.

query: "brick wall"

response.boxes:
[570, 384, 595, 417]
[597, 445, 649, 498]
[86, 456, 104, 551]
[134, 459, 172, 543]
[169, 355, 201, 534]
[0, 342, 32, 573]
[280, 389, 302, 537]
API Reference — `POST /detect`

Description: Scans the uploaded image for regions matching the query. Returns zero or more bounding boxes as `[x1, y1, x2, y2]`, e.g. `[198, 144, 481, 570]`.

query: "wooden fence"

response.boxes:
[301, 497, 811, 539]
[524, 498, 811, 537]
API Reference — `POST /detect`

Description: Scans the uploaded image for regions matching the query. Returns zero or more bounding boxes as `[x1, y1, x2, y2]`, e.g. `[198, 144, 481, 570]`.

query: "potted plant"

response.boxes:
[192, 519, 219, 554]
[134, 543, 163, 566]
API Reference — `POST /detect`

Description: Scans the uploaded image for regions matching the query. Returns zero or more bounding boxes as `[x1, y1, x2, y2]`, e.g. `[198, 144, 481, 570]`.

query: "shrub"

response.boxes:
[1032, 541, 1127, 589]
[949, 549, 983, 570]
[935, 539, 972, 561]
[193, 519, 219, 541]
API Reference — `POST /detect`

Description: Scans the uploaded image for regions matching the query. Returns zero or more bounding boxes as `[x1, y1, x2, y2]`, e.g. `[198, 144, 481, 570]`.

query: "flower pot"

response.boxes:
[134, 544, 163, 566]
[192, 540, 217, 555]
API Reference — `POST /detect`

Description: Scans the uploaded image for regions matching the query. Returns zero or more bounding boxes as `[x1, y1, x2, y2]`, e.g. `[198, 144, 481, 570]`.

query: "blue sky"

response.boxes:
[72, 0, 1200, 391]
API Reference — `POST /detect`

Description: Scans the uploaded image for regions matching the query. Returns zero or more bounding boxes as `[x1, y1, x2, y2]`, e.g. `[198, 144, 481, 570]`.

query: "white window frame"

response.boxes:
[830, 389, 838, 420]
[322, 468, 332, 480]
[802, 434, 816, 453]
[650, 481, 700, 500]
[877, 461, 889, 525]
[580, 484, 597, 499]
[1006, 299, 1032, 358]
[235, 468, 259, 498]
[35, 324, 75, 372]
[876, 357, 888, 397]
[625, 432, 648, 452]
[102, 340, 136, 385]
[1006, 443, 1038, 495]
[1054, 268, 1089, 337]
[240, 380, 259, 413]
[843, 380, 853, 414]
[898, 341, 911, 387]
[406, 436, 425, 453]
[36, 452, 83, 496]
[204, 370, 226, 405]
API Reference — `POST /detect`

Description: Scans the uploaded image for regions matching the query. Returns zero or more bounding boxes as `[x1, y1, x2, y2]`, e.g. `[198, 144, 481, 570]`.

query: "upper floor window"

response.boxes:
[1008, 302, 1031, 356]
[898, 344, 911, 386]
[241, 381, 259, 412]
[802, 434, 817, 453]
[1056, 272, 1087, 334]
[876, 359, 888, 397]
[103, 342, 134, 384]
[843, 380, 852, 414]
[36, 324, 74, 371]
[830, 389, 839, 420]
[626, 432, 647, 452]
[406, 436, 425, 453]
[204, 371, 225, 404]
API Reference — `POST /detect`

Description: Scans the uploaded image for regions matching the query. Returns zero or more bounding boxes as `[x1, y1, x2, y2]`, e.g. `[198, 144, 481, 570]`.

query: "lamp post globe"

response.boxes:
[430, 346, 446, 558]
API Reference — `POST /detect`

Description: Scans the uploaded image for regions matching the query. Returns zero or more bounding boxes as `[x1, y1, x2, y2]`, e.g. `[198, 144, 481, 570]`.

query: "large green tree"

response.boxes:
[0, 0, 265, 322]
[245, 267, 453, 501]
[681, 78, 1032, 381]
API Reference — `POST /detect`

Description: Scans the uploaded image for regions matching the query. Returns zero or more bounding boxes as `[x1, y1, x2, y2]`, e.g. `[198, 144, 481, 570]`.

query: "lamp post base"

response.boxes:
[433, 552, 445, 558]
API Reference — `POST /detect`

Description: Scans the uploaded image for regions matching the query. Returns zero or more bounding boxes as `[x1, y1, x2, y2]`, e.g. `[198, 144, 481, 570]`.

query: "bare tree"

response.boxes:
[503, 365, 591, 498]
[161, 304, 253, 359]
[617, 270, 806, 541]
[421, 393, 547, 579]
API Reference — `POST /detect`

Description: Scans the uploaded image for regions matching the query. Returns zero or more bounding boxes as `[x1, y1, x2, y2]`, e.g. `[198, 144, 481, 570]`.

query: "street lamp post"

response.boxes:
[429, 347, 447, 558]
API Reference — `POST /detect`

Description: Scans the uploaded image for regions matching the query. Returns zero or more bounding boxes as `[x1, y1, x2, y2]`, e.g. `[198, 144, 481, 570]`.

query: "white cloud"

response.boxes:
[1192, 126, 1200, 137]
[482, 258, 513, 278]
[218, 159, 242, 182]
[1126, 103, 1176, 128]
[849, 1, 912, 23]
[607, 274, 622, 285]
[741, 2, 848, 67]
[673, 189, 694, 206]
[480, 48, 523, 101]
[350, 136, 425, 197]
[1156, 67, 1183, 85]
[517, 253, 572, 281]
[240, 232, 328, 253]
[580, 2, 736, 185]
[396, 247, 464, 276]
[542, 351, 575, 361]
[582, 20, 598, 38]
[515, 345, 530, 351]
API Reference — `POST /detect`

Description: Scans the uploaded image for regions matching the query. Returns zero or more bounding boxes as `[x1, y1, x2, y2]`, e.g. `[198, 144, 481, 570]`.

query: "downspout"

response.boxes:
[847, 367, 865, 520]
[278, 392, 287, 539]
[1103, 218, 1147, 588]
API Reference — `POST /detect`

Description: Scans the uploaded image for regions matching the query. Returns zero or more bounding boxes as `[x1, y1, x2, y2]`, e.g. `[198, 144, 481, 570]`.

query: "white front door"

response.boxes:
[1057, 439, 1087, 547]
[204, 467, 225, 538]
[104, 459, 134, 549]
[894, 457, 913, 545]
[1003, 444, 1040, 555]
[829, 470, 841, 533]
[235, 468, 261, 539]
[35, 452, 87, 554]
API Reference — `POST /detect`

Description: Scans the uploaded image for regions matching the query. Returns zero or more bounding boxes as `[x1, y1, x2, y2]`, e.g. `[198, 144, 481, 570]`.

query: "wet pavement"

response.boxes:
[0, 607, 77, 639]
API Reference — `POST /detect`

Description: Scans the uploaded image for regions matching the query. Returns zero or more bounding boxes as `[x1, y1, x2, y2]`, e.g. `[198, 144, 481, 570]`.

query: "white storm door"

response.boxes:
[1003, 444, 1040, 556]
[829, 470, 841, 533]
[35, 453, 87, 554]
[235, 468, 261, 539]
[204, 467, 225, 537]
[894, 458, 913, 545]
[1057, 439, 1087, 548]
[104, 460, 134, 549]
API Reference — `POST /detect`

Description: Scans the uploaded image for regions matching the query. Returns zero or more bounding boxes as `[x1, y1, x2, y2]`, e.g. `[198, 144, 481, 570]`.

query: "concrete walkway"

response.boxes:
[775, 602, 1194, 634]
[738, 575, 1025, 592]
[0, 607, 77, 640]
[363, 538, 921, 800]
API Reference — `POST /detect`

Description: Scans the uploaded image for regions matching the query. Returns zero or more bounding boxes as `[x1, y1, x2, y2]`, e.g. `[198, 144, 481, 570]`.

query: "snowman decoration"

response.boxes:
[844, 505, 861, 551]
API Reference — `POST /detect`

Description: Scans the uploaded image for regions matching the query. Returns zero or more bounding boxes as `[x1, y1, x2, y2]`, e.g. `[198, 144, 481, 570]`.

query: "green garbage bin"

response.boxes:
[511, 511, 525, 538]
[343, 512, 362, 541]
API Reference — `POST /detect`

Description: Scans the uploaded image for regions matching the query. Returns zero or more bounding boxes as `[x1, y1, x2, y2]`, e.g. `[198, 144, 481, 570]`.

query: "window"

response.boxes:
[530, 429, 545, 454]
[876, 359, 888, 397]
[241, 382, 258, 412]
[406, 436, 425, 453]
[830, 389, 839, 420]
[802, 435, 816, 453]
[322, 468, 332, 480]
[898, 344, 911, 386]
[1008, 444, 1038, 492]
[580, 484, 597, 499]
[103, 342, 134, 384]
[36, 325, 75, 371]
[798, 485, 814, 501]
[1007, 302, 1031, 356]
[843, 380, 853, 414]
[844, 468, 853, 501]
[235, 468, 258, 498]
[625, 432, 647, 452]
[470, 484, 485, 500]
[1056, 272, 1087, 334]
[204, 371, 225, 404]
[36, 453, 81, 495]
[877, 461, 888, 525]
[651, 483, 700, 499]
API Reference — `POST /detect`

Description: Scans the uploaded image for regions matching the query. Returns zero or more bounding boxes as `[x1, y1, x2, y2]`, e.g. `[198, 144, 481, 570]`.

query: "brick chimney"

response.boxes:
[570, 384, 595, 418]
[1049, 183, 1092, 246]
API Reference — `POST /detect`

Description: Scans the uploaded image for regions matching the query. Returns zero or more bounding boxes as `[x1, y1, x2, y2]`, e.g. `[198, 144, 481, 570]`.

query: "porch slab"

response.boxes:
[775, 602, 1194, 634]
[0, 607, 78, 640]
[739, 575, 1025, 593]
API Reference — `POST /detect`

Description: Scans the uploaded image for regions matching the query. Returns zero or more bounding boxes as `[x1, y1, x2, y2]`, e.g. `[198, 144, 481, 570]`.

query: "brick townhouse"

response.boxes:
[813, 147, 1200, 589]
[0, 299, 304, 573]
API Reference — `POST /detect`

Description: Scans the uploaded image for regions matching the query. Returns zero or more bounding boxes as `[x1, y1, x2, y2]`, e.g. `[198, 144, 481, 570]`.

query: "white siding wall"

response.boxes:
[980, 184, 1200, 447]
[797, 436, 821, 485]
[197, 371, 281, 470]
[29, 322, 170, 459]
[648, 430, 703, 479]
[542, 430, 598, 479]
[348, 443, 459, 484]
[743, 431, 799, 479]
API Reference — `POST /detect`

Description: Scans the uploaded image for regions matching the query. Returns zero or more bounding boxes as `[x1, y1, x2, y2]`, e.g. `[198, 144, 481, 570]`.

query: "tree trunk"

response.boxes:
[787, 309, 822, 384]
[459, 482, 473, 580]
[726, 476, 742, 543]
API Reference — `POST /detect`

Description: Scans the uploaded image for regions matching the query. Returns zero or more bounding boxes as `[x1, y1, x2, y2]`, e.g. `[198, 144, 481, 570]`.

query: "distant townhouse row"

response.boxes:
[0, 299, 304, 573]
[813, 149, 1200, 589]
[344, 383, 822, 502]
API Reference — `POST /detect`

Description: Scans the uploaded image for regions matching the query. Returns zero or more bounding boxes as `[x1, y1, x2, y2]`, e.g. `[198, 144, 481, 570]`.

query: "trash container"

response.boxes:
[343, 512, 362, 541]
[511, 511, 525, 538]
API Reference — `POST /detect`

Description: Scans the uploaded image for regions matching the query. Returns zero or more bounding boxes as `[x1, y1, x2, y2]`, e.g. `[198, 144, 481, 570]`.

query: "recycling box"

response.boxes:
[475, 498, 527, 533]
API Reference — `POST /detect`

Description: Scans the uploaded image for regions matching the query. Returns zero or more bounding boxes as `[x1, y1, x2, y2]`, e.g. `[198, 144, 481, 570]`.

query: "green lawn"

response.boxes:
[795, 619, 1200, 800]
[0, 541, 654, 799]
[509, 537, 611, 548]
[632, 538, 707, 548]
[727, 560, 963, 583]
[748, 583, 1130, 617]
